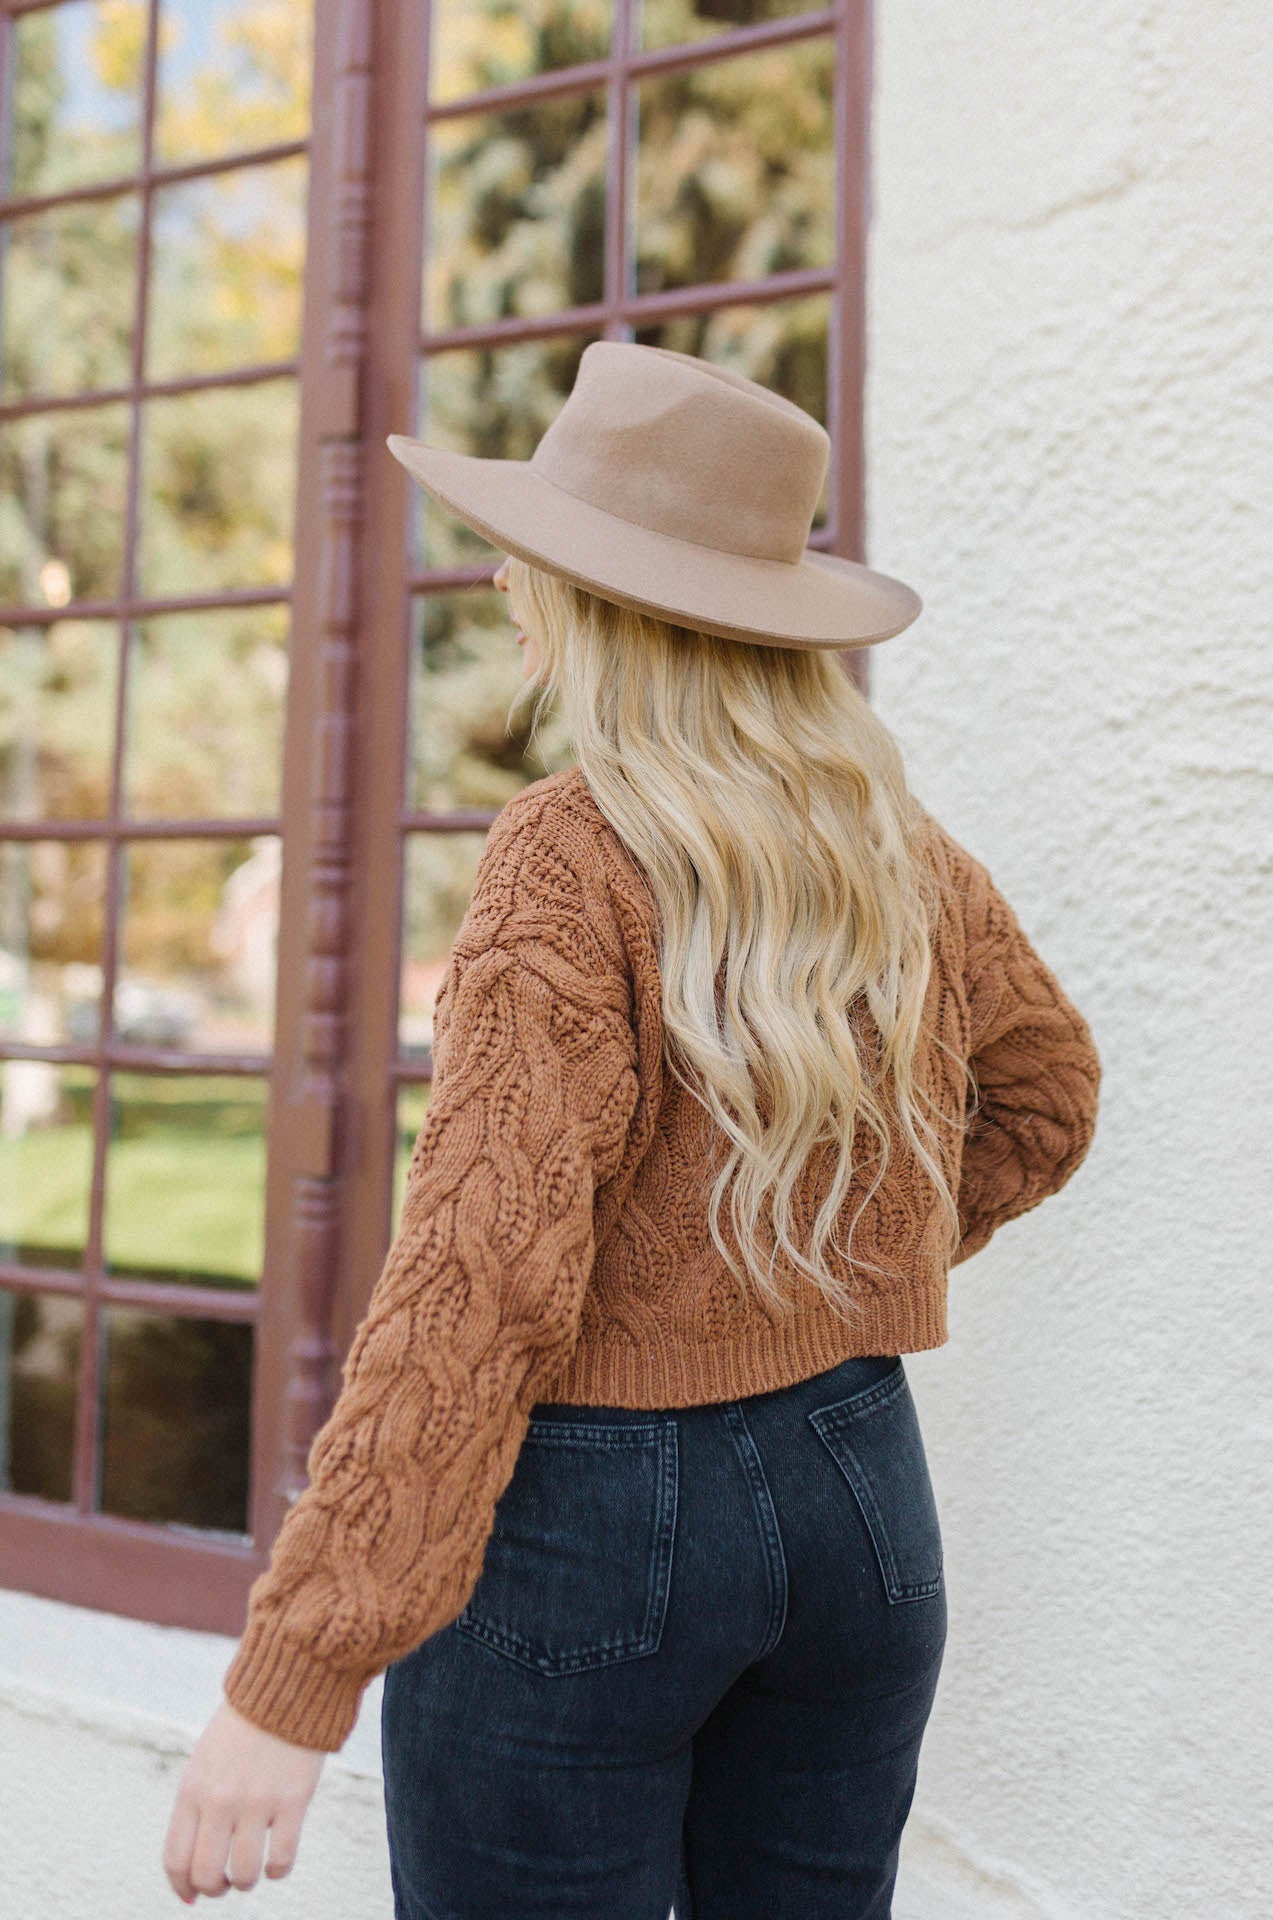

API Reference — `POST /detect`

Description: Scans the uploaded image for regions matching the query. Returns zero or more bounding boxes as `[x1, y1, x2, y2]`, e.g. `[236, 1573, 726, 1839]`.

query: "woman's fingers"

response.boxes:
[188, 1807, 236, 1897]
[226, 1812, 271, 1892]
[162, 1791, 201, 1903]
[165, 1792, 301, 1900]
[264, 1794, 307, 1880]
[161, 1699, 327, 1899]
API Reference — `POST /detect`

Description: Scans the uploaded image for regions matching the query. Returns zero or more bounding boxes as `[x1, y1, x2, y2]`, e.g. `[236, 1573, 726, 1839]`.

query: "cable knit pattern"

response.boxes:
[222, 764, 1101, 1750]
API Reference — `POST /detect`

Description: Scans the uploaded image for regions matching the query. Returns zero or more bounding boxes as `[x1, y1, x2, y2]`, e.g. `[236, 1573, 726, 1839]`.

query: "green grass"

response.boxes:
[0, 1125, 92, 1256]
[0, 1121, 265, 1287]
[103, 1130, 265, 1286]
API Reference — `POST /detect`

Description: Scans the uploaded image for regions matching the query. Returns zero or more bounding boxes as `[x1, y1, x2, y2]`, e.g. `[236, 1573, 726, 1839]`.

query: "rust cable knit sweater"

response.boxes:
[222, 763, 1101, 1750]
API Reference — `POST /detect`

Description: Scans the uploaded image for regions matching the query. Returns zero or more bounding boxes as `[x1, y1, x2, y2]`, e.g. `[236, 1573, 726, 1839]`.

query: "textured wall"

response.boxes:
[867, 4, 1273, 1916]
[0, 1589, 391, 1918]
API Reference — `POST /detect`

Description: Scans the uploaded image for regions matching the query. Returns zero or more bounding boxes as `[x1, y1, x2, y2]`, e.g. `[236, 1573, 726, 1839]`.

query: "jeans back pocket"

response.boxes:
[455, 1414, 679, 1674]
[807, 1360, 943, 1604]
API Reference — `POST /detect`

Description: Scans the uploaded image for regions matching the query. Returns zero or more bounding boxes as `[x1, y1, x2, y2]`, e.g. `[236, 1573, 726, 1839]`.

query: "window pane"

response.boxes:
[631, 34, 835, 296]
[0, 193, 139, 402]
[0, 838, 110, 1049]
[147, 156, 307, 381]
[153, 0, 313, 170]
[634, 289, 831, 527]
[104, 1072, 268, 1290]
[137, 377, 298, 596]
[98, 1305, 252, 1531]
[392, 1081, 431, 1229]
[413, 334, 602, 569]
[639, 0, 820, 55]
[0, 402, 131, 606]
[123, 608, 289, 821]
[428, 0, 612, 106]
[0, 1065, 96, 1270]
[0, 1287, 83, 1501]
[399, 830, 489, 1062]
[407, 587, 571, 812]
[424, 88, 607, 329]
[3, 0, 146, 200]
[116, 836, 278, 1054]
[0, 621, 119, 823]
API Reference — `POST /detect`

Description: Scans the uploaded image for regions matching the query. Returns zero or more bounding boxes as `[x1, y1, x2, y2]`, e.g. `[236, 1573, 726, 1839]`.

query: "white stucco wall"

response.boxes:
[4, 4, 1270, 1916]
[866, 2, 1273, 1916]
[0, 1589, 391, 1918]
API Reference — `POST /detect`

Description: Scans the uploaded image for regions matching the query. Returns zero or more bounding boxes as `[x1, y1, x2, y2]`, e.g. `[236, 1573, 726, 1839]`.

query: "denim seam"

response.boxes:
[675, 1836, 696, 1920]
[651, 1413, 680, 1646]
[522, 1421, 670, 1449]
[721, 1402, 789, 1661]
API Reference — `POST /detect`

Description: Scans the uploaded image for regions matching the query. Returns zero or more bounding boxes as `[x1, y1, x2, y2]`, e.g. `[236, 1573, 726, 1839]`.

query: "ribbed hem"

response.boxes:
[222, 1610, 368, 1753]
[544, 1282, 949, 1409]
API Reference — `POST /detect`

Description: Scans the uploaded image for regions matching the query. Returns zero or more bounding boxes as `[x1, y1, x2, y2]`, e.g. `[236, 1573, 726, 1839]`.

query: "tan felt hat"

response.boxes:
[386, 340, 922, 651]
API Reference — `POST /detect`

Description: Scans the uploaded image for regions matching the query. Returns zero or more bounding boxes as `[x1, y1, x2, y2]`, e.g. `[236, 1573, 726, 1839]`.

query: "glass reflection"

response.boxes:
[123, 607, 289, 821]
[639, 0, 819, 54]
[399, 830, 489, 1061]
[424, 89, 607, 330]
[137, 377, 298, 596]
[154, 0, 313, 169]
[0, 622, 119, 823]
[98, 1305, 252, 1531]
[147, 156, 307, 381]
[0, 1065, 95, 1271]
[634, 290, 831, 527]
[408, 589, 572, 813]
[0, 194, 139, 402]
[413, 335, 601, 569]
[0, 402, 131, 606]
[4, 0, 145, 200]
[116, 836, 278, 1054]
[631, 35, 835, 296]
[392, 1081, 432, 1233]
[104, 1072, 268, 1290]
[428, 0, 613, 105]
[0, 839, 109, 1052]
[0, 1287, 83, 1500]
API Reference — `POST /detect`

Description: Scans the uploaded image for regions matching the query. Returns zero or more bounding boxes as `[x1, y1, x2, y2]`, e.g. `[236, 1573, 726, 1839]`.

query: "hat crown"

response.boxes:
[529, 342, 829, 566]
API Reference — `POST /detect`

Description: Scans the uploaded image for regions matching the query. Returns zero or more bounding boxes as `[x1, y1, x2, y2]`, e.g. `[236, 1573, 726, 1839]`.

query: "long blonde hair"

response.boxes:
[502, 555, 967, 1323]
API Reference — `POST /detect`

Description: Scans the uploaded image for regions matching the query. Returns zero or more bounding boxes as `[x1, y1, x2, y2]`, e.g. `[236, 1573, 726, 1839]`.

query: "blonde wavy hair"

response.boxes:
[501, 554, 967, 1324]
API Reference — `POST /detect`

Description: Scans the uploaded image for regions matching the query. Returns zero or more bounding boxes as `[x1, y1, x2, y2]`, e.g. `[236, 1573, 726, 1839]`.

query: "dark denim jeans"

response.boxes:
[381, 1351, 947, 1920]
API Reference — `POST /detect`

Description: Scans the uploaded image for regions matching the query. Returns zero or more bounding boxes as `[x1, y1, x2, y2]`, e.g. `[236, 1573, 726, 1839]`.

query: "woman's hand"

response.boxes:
[163, 1699, 327, 1902]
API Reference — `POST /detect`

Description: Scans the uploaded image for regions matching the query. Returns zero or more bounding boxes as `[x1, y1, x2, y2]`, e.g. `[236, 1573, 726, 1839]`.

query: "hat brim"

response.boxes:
[387, 435, 921, 650]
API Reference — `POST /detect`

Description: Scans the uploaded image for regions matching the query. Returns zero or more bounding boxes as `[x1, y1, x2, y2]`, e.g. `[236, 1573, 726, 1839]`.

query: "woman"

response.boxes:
[164, 343, 1102, 1915]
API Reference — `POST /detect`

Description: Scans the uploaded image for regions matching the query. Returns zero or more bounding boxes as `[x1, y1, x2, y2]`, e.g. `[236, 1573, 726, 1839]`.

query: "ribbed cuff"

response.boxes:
[222, 1610, 368, 1753]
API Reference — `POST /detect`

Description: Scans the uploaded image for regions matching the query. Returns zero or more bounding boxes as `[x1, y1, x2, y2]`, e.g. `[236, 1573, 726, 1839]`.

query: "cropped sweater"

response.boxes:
[222, 763, 1101, 1750]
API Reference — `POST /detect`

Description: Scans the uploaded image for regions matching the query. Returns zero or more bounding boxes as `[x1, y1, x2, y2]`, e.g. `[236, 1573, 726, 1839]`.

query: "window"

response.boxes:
[0, 0, 872, 1632]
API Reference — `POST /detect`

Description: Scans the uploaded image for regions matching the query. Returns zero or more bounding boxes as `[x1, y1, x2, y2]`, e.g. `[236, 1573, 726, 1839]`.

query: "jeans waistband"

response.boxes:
[529, 1351, 903, 1426]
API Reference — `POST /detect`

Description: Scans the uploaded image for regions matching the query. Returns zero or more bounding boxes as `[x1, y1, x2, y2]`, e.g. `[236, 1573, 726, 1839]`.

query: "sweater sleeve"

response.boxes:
[938, 825, 1103, 1266]
[221, 805, 640, 1751]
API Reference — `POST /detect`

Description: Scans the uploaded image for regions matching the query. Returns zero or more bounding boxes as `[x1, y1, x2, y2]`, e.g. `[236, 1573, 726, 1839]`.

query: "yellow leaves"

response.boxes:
[92, 2, 147, 99]
[153, 0, 313, 167]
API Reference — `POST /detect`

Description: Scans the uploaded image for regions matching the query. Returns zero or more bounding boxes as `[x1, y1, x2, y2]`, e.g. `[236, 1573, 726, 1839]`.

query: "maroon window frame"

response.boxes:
[0, 0, 873, 1636]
